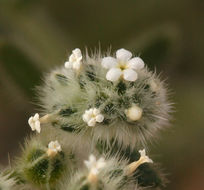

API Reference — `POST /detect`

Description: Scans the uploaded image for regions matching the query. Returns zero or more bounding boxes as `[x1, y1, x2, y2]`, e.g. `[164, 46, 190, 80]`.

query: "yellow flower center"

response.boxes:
[91, 113, 96, 118]
[118, 62, 128, 70]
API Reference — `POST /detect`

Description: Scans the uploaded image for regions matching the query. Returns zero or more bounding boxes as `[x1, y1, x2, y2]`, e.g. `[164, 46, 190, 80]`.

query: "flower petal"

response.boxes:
[65, 61, 73, 69]
[106, 68, 122, 81]
[72, 48, 82, 59]
[93, 108, 100, 115]
[48, 141, 54, 149]
[72, 61, 82, 70]
[88, 118, 96, 127]
[95, 114, 104, 123]
[91, 168, 99, 175]
[139, 149, 146, 157]
[84, 160, 91, 169]
[128, 57, 144, 70]
[101, 57, 117, 69]
[146, 157, 153, 163]
[89, 154, 96, 163]
[35, 121, 41, 133]
[28, 117, 33, 126]
[86, 109, 93, 115]
[123, 69, 138, 81]
[69, 54, 75, 62]
[30, 124, 35, 131]
[33, 113, 39, 121]
[55, 141, 62, 152]
[82, 113, 91, 122]
[116, 48, 132, 61]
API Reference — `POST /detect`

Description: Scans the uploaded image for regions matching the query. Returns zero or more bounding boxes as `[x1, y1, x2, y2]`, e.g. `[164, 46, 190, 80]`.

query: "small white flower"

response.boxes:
[28, 113, 41, 133]
[84, 154, 106, 175]
[101, 48, 144, 82]
[127, 149, 153, 175]
[138, 149, 153, 164]
[82, 108, 104, 127]
[65, 48, 82, 71]
[125, 105, 143, 121]
[47, 140, 62, 157]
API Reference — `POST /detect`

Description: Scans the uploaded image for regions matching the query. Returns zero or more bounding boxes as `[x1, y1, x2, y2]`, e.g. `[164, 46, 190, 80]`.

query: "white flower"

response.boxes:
[125, 105, 143, 121]
[101, 48, 144, 82]
[28, 113, 41, 133]
[65, 48, 82, 71]
[82, 108, 104, 127]
[138, 149, 153, 164]
[47, 140, 62, 157]
[127, 149, 153, 175]
[84, 154, 106, 175]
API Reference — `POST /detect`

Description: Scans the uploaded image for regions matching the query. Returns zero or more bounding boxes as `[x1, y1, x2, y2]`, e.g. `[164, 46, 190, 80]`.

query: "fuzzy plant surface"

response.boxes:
[38, 48, 172, 148]
[0, 48, 173, 190]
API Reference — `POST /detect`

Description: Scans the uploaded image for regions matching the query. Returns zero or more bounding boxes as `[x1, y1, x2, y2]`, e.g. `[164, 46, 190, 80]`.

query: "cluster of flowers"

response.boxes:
[65, 48, 144, 82]
[29, 48, 145, 131]
[84, 149, 153, 183]
[28, 114, 153, 178]
[26, 48, 154, 181]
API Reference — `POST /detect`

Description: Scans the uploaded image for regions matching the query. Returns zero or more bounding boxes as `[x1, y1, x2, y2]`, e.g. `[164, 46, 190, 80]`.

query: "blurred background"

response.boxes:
[0, 0, 204, 189]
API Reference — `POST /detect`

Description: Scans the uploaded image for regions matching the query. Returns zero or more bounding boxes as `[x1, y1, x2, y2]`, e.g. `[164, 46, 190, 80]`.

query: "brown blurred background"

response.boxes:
[0, 0, 204, 189]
